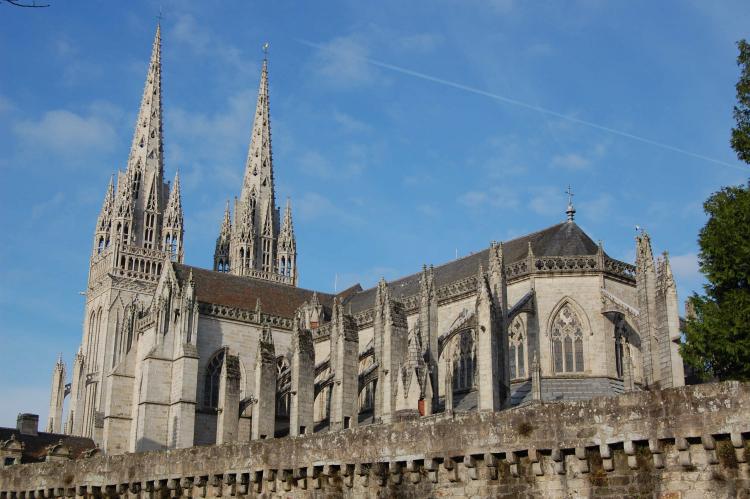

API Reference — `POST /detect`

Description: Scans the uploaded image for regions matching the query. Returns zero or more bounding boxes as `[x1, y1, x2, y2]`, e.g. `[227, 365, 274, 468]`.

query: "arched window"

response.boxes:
[132, 170, 142, 199]
[450, 329, 475, 392]
[280, 257, 286, 276]
[550, 303, 585, 373]
[508, 315, 527, 379]
[97, 237, 105, 254]
[204, 350, 225, 409]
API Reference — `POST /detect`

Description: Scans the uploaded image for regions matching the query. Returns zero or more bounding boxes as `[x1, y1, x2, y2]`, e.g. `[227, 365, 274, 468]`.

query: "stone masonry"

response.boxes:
[2, 381, 749, 498]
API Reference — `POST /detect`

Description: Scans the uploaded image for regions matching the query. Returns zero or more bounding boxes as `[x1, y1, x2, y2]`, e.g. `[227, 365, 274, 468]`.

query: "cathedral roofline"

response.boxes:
[342, 220, 606, 313]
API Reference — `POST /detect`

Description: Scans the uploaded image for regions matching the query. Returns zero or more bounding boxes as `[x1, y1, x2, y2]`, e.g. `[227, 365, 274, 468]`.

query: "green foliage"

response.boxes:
[681, 41, 750, 381]
[731, 40, 750, 164]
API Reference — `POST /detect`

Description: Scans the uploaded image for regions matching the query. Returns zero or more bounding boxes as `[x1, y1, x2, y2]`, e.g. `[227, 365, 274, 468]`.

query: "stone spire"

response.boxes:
[109, 24, 168, 250]
[239, 58, 274, 212]
[635, 230, 659, 387]
[126, 24, 164, 182]
[213, 200, 232, 272]
[161, 171, 184, 262]
[93, 175, 115, 254]
[276, 198, 297, 284]
[46, 355, 66, 433]
[655, 250, 685, 388]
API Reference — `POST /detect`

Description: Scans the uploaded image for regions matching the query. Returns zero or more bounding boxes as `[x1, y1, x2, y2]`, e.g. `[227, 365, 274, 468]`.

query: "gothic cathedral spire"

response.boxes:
[112, 23, 167, 250]
[226, 53, 297, 285]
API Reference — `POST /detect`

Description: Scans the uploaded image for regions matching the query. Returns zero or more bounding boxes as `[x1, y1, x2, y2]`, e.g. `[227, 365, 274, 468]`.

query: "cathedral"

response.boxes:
[46, 26, 685, 455]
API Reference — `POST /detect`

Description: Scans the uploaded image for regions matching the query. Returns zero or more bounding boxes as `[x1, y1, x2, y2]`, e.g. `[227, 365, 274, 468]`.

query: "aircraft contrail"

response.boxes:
[296, 38, 746, 171]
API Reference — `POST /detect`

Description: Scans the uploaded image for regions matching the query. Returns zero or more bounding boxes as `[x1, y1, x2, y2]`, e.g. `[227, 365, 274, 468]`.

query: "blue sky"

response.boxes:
[0, 1, 748, 426]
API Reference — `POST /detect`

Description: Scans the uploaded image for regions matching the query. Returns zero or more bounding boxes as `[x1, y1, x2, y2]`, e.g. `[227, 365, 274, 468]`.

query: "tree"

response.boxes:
[681, 40, 750, 381]
[732, 40, 750, 164]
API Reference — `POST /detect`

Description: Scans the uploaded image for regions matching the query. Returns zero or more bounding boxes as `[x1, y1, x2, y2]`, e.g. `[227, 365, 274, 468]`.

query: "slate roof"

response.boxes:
[0, 428, 95, 463]
[173, 264, 336, 318]
[172, 221, 602, 321]
[343, 221, 602, 314]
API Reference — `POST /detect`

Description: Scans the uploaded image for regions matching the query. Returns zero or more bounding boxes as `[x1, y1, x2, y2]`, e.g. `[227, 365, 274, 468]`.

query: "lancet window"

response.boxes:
[550, 303, 584, 373]
[450, 329, 476, 392]
[204, 350, 225, 410]
[509, 315, 527, 379]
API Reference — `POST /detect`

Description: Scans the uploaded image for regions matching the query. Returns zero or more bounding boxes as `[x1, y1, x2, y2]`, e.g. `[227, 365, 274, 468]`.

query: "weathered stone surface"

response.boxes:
[2, 381, 748, 498]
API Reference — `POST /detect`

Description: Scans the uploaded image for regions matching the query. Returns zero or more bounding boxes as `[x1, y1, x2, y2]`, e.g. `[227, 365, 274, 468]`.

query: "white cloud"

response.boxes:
[0, 95, 13, 114]
[31, 192, 65, 221]
[170, 14, 257, 78]
[13, 109, 117, 156]
[296, 192, 363, 226]
[459, 191, 488, 207]
[332, 110, 371, 133]
[579, 193, 614, 222]
[552, 152, 590, 170]
[670, 252, 702, 283]
[297, 145, 370, 179]
[417, 203, 439, 216]
[310, 35, 374, 88]
[529, 186, 565, 216]
[459, 186, 520, 209]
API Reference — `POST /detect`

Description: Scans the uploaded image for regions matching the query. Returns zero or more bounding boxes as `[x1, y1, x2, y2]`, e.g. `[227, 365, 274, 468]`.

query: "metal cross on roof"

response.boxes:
[565, 185, 576, 222]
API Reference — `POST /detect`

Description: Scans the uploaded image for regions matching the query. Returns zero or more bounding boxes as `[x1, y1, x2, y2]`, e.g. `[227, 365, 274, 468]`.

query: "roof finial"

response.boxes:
[262, 42, 269, 60]
[565, 185, 576, 222]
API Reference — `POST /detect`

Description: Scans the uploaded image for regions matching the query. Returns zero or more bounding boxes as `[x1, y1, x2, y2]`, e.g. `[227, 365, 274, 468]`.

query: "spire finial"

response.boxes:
[262, 42, 269, 60]
[565, 185, 576, 222]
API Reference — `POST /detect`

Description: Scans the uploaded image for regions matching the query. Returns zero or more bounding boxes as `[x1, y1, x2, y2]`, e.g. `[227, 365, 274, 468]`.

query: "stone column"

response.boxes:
[636, 231, 660, 387]
[659, 252, 685, 388]
[252, 325, 276, 440]
[290, 317, 314, 436]
[487, 242, 510, 406]
[217, 349, 241, 444]
[476, 263, 502, 412]
[66, 349, 86, 435]
[419, 266, 440, 410]
[329, 299, 359, 431]
[380, 292, 407, 424]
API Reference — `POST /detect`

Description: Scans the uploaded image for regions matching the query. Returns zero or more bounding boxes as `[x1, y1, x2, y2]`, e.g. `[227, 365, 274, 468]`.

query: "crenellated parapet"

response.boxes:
[3, 382, 749, 497]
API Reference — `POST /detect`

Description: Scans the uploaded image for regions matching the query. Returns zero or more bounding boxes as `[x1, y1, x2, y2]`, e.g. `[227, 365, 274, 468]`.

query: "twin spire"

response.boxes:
[92, 26, 294, 282]
[91, 24, 182, 261]
[212, 45, 297, 285]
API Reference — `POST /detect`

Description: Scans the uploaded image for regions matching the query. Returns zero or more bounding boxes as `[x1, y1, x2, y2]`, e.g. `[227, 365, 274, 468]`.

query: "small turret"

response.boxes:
[161, 171, 183, 262]
[276, 198, 297, 284]
[213, 200, 232, 272]
[93, 176, 115, 255]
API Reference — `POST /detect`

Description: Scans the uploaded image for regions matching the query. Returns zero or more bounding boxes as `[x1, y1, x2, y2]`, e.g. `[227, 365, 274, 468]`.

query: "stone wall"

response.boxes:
[2, 381, 749, 498]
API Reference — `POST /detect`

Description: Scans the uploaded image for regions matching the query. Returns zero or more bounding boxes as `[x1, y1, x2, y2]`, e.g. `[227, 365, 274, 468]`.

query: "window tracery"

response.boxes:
[550, 303, 584, 373]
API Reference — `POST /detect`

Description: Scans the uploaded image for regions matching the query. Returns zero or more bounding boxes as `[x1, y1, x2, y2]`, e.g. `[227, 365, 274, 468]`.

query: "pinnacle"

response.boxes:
[126, 22, 164, 182]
